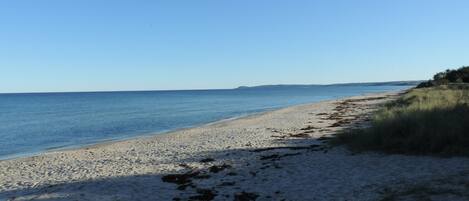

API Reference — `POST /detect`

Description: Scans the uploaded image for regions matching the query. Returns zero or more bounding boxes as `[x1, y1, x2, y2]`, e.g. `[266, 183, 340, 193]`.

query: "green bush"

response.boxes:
[417, 66, 469, 88]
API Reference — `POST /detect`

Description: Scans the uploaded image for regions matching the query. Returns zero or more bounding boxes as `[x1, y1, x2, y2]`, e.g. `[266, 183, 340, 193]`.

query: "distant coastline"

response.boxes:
[0, 80, 421, 95]
[236, 80, 422, 90]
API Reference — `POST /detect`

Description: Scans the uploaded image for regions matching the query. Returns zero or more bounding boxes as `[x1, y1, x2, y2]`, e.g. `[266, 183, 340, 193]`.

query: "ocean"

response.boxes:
[0, 85, 411, 160]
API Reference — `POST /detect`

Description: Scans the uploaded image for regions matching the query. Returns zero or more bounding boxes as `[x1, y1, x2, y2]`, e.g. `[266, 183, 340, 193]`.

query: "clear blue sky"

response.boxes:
[1, 0, 469, 93]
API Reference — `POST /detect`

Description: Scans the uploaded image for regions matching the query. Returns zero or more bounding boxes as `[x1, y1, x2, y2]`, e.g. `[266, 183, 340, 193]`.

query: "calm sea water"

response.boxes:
[0, 85, 410, 160]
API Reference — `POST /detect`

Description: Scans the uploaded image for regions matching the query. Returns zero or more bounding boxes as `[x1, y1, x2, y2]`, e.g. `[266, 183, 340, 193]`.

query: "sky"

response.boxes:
[1, 0, 469, 93]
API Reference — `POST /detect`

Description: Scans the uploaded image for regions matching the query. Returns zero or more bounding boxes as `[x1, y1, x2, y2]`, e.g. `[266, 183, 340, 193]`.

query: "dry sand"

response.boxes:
[1, 92, 469, 201]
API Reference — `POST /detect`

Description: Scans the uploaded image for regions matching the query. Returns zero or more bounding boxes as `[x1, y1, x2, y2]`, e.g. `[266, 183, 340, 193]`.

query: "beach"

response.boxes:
[1, 92, 469, 201]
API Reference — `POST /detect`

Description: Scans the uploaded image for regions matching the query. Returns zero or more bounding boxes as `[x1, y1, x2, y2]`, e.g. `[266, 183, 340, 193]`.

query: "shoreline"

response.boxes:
[0, 91, 393, 162]
[0, 102, 275, 162]
[3, 90, 468, 201]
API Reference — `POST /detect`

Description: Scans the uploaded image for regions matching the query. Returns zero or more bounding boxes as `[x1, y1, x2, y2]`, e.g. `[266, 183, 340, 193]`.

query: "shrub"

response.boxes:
[417, 66, 469, 88]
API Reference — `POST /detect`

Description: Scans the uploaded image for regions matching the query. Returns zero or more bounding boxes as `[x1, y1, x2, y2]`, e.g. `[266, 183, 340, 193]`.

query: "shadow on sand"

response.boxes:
[0, 137, 331, 201]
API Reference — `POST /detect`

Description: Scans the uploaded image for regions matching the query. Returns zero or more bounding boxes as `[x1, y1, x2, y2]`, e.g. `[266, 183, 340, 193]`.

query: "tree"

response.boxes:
[417, 66, 469, 88]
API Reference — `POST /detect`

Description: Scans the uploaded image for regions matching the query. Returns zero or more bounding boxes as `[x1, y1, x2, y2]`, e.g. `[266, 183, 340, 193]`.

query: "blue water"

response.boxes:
[0, 85, 410, 160]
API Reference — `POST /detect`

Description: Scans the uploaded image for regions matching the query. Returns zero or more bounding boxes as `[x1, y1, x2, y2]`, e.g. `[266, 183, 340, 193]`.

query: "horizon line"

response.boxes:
[0, 80, 422, 95]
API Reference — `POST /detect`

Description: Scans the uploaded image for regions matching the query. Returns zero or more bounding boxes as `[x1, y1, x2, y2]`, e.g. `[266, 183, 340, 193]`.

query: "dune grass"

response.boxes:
[332, 85, 469, 156]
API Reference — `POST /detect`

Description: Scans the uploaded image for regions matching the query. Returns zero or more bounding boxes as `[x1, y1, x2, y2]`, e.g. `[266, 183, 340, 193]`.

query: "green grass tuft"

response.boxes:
[331, 85, 469, 156]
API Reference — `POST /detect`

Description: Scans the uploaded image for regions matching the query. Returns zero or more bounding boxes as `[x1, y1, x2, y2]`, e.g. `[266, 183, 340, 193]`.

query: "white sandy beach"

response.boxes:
[1, 92, 469, 201]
